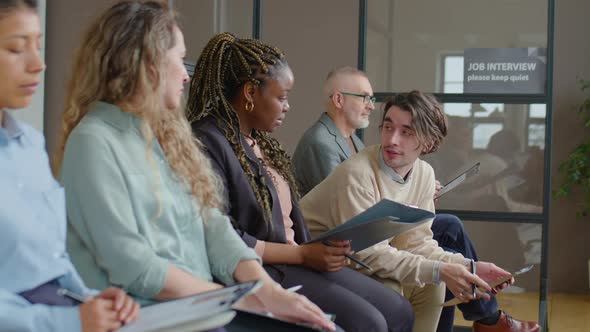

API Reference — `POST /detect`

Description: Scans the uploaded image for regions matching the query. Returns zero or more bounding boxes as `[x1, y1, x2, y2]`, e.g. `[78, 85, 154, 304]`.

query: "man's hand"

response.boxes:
[440, 263, 492, 303]
[434, 180, 442, 202]
[299, 240, 351, 272]
[475, 261, 514, 294]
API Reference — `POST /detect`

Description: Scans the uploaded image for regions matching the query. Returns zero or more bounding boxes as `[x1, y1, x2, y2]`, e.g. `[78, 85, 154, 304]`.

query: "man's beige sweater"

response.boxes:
[300, 145, 469, 286]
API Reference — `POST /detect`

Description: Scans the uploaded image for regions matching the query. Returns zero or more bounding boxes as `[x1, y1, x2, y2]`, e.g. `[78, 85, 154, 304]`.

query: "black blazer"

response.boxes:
[192, 116, 311, 248]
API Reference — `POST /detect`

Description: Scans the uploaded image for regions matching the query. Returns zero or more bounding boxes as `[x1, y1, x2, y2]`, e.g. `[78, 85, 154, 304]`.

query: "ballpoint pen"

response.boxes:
[322, 240, 372, 271]
[286, 285, 303, 293]
[470, 259, 477, 298]
[57, 288, 86, 304]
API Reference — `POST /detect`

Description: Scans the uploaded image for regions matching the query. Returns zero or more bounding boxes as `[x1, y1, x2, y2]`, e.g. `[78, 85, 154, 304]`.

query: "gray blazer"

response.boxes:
[292, 113, 364, 196]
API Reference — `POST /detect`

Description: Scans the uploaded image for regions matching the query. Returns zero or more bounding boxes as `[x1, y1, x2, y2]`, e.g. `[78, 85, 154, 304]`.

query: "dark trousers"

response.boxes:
[431, 214, 499, 332]
[226, 310, 346, 332]
[18, 279, 79, 306]
[264, 264, 414, 332]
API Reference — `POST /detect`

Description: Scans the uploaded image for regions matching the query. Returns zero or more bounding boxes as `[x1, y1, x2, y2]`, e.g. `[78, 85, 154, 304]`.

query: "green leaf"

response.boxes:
[554, 78, 590, 218]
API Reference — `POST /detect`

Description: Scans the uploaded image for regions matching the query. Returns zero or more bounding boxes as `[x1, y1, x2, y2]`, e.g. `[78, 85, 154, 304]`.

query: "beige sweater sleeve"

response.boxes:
[391, 171, 469, 269]
[330, 164, 467, 287]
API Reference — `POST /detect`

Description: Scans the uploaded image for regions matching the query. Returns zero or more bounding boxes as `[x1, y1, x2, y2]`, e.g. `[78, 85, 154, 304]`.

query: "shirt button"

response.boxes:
[53, 252, 62, 259]
[17, 183, 24, 189]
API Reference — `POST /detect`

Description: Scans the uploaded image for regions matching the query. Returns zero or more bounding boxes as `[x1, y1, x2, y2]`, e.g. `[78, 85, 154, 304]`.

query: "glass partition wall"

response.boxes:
[364, 1, 554, 330]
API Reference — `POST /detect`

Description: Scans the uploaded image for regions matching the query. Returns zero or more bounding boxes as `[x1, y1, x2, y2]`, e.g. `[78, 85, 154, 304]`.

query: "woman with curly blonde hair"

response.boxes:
[54, 1, 334, 331]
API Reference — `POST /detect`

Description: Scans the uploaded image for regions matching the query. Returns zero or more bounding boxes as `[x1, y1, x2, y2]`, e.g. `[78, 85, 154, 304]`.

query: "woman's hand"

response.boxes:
[243, 284, 336, 331]
[299, 240, 351, 272]
[440, 263, 492, 303]
[95, 287, 140, 324]
[80, 288, 140, 332]
[232, 260, 336, 330]
[79, 298, 120, 332]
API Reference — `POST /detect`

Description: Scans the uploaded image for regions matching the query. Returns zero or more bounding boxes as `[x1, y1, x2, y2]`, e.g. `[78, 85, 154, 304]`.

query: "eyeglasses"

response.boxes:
[333, 91, 376, 106]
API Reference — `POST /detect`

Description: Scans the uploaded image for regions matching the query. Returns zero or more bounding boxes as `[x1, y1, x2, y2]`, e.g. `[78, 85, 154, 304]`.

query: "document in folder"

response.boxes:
[236, 309, 335, 331]
[436, 162, 481, 199]
[119, 280, 262, 332]
[307, 199, 434, 253]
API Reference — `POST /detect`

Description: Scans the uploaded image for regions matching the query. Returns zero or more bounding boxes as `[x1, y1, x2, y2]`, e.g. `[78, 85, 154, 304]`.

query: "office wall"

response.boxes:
[175, 0, 252, 61]
[180, 0, 358, 155]
[45, 0, 114, 153]
[174, 0, 215, 61]
[262, 0, 358, 154]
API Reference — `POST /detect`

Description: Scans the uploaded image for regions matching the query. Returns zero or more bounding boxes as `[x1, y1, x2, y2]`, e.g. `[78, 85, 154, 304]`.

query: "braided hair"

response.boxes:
[187, 32, 298, 226]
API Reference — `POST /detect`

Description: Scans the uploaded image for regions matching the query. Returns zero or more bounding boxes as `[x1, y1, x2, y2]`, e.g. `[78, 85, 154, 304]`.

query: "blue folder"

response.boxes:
[307, 199, 435, 253]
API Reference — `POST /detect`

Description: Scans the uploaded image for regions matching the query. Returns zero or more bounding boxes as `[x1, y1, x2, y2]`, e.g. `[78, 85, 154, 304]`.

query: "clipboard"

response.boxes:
[119, 280, 263, 332]
[436, 162, 481, 199]
[307, 199, 434, 253]
[235, 309, 335, 331]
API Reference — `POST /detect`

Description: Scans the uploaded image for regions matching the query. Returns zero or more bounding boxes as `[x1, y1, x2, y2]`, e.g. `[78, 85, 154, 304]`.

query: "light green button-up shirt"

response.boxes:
[61, 101, 259, 303]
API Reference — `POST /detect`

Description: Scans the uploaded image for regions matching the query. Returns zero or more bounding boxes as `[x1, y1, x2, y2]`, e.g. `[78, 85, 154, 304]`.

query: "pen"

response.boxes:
[286, 285, 303, 293]
[470, 259, 477, 298]
[322, 241, 372, 271]
[57, 288, 86, 304]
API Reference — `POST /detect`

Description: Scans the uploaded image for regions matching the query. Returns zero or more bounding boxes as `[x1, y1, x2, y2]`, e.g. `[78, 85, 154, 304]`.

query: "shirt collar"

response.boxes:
[90, 101, 167, 160]
[0, 110, 26, 145]
[378, 146, 413, 184]
[90, 101, 141, 132]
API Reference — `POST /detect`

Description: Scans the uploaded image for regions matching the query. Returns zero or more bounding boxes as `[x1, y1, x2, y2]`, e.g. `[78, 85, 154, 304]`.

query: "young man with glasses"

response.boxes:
[292, 66, 375, 196]
[299, 91, 541, 332]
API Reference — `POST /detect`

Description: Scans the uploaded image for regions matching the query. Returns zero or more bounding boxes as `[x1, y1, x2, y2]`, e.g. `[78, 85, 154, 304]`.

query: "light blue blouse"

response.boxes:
[0, 111, 93, 331]
[61, 102, 259, 303]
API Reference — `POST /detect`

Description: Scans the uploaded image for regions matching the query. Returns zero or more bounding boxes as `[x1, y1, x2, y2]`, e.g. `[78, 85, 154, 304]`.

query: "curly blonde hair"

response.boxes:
[53, 0, 223, 210]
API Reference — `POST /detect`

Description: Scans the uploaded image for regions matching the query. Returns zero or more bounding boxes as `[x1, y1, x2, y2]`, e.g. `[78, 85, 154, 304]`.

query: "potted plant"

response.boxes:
[554, 78, 590, 217]
[553, 79, 590, 288]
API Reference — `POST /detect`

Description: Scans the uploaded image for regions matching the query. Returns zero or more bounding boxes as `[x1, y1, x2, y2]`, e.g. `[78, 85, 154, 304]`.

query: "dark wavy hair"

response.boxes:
[381, 90, 448, 154]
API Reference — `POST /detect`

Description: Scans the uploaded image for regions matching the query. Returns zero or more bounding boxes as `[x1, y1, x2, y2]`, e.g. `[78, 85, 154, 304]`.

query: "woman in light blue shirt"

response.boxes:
[0, 1, 139, 331]
[53, 1, 334, 331]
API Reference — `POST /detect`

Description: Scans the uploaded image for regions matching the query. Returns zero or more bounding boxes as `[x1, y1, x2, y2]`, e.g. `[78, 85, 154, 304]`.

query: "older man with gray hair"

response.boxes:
[292, 66, 375, 196]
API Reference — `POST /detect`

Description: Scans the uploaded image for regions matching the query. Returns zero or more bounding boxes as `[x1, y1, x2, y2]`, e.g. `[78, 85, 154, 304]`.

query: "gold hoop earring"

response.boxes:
[245, 101, 254, 113]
